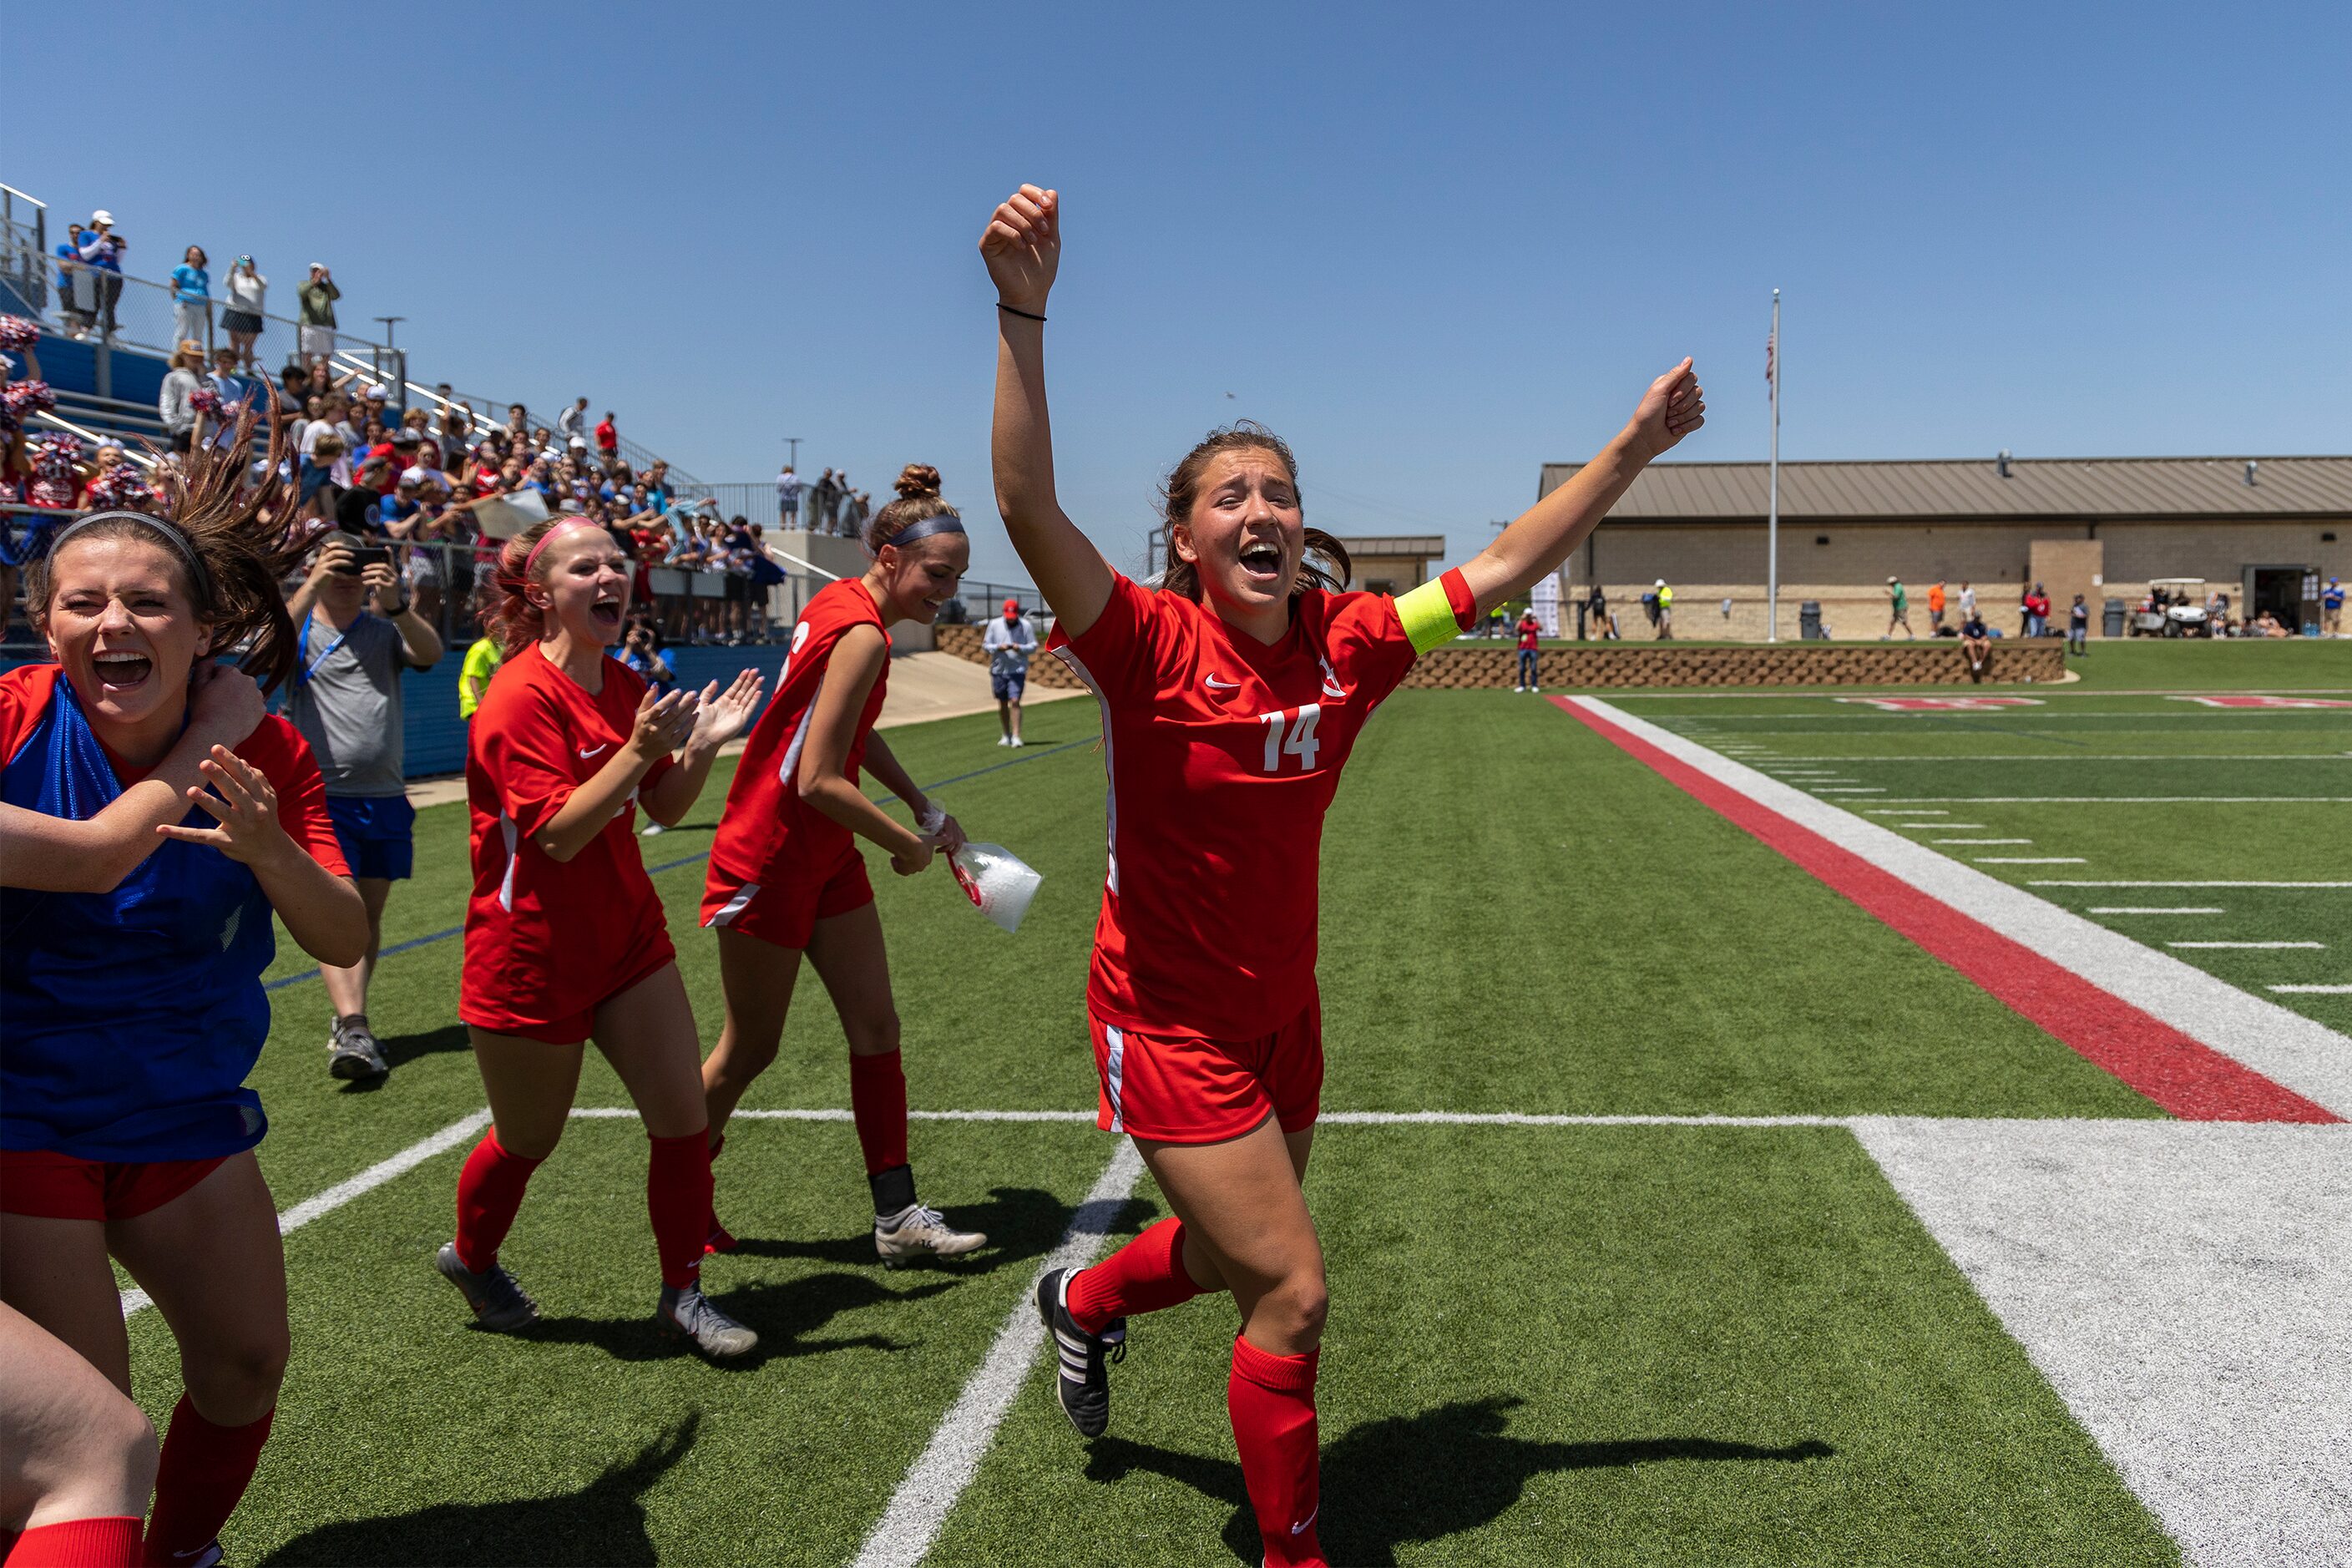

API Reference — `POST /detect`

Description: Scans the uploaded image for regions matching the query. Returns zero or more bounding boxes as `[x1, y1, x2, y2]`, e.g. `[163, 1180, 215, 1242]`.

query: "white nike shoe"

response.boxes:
[874, 1203, 988, 1267]
[998, 736, 1012, 746]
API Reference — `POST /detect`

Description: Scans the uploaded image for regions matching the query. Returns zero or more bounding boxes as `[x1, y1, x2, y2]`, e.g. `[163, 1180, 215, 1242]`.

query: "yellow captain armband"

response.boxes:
[1396, 575, 1465, 656]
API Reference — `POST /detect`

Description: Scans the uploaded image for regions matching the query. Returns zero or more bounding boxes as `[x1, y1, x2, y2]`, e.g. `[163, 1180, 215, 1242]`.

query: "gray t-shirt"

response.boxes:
[982, 615, 1037, 675]
[283, 613, 409, 797]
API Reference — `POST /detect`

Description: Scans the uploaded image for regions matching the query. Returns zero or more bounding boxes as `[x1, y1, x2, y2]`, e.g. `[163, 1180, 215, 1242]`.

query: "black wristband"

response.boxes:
[996, 301, 1046, 323]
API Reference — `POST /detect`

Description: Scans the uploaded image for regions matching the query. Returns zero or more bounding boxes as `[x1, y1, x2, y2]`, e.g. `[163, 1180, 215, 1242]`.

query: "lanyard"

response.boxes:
[297, 613, 366, 685]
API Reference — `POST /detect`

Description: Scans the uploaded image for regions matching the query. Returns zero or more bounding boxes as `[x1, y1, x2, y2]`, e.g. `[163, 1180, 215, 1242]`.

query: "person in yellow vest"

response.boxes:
[458, 632, 503, 722]
[1654, 578, 1675, 640]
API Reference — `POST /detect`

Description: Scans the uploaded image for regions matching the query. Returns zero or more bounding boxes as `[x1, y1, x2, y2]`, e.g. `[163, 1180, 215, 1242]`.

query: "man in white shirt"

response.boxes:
[981, 598, 1039, 746]
[1959, 581, 1977, 619]
[775, 463, 802, 530]
[557, 397, 589, 447]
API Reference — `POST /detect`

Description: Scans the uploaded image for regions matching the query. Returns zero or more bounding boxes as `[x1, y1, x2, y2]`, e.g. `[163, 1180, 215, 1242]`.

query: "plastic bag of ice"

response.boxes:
[947, 842, 1043, 933]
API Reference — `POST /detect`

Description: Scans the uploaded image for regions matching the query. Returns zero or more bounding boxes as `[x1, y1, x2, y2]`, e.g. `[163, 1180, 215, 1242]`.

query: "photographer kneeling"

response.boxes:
[285, 534, 443, 1079]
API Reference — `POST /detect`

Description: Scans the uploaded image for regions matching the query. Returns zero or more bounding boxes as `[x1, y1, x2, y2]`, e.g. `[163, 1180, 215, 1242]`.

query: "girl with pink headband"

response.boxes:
[437, 513, 770, 1358]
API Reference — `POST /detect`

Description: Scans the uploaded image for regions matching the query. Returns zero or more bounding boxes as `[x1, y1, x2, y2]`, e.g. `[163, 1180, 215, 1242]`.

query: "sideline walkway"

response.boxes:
[405, 651, 1080, 809]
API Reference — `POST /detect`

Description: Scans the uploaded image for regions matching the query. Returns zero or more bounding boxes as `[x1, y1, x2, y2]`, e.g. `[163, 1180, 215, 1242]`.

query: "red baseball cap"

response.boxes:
[1003, 599, 1021, 615]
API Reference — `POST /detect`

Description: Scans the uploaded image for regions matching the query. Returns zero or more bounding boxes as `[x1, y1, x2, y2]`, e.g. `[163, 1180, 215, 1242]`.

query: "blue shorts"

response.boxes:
[992, 670, 1027, 702]
[325, 795, 416, 881]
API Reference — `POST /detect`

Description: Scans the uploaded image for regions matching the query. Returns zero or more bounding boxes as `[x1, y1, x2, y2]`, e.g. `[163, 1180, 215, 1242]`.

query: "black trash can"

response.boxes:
[1799, 600, 1823, 640]
[2102, 598, 2126, 639]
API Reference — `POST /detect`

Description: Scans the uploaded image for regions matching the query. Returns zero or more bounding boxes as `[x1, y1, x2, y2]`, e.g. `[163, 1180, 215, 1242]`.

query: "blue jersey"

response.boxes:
[0, 666, 346, 1161]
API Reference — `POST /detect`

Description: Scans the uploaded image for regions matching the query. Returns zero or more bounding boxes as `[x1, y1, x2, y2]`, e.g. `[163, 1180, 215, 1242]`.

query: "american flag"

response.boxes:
[1765, 330, 1776, 397]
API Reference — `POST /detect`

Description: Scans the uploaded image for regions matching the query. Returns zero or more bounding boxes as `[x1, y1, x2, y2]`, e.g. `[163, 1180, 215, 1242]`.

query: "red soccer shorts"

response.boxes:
[463, 937, 678, 1045]
[701, 847, 874, 952]
[0, 1149, 229, 1222]
[1090, 999, 1323, 1144]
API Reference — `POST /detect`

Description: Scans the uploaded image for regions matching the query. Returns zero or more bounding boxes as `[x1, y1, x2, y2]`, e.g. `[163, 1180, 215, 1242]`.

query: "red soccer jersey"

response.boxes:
[461, 643, 676, 1029]
[1047, 574, 1424, 1040]
[0, 665, 346, 875]
[707, 578, 890, 898]
[1517, 620, 1540, 650]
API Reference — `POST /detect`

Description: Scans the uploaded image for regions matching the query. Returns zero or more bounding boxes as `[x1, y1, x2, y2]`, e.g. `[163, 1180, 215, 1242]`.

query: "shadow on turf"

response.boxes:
[515, 1271, 953, 1366]
[260, 1413, 698, 1565]
[336, 1024, 472, 1092]
[725, 1184, 1081, 1273]
[1086, 1396, 1834, 1566]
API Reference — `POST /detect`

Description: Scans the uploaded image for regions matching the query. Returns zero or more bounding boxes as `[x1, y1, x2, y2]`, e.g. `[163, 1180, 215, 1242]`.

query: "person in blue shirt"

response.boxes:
[53, 223, 94, 337]
[0, 406, 367, 1565]
[2325, 577, 2344, 637]
[76, 212, 126, 336]
[170, 245, 212, 355]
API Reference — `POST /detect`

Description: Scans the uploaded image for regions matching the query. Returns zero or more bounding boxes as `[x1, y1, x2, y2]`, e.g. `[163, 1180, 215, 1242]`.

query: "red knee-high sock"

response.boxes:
[647, 1132, 713, 1290]
[4, 1517, 141, 1568]
[1229, 1337, 1323, 1568]
[453, 1130, 543, 1274]
[1067, 1217, 1206, 1333]
[142, 1396, 273, 1567]
[848, 1050, 909, 1176]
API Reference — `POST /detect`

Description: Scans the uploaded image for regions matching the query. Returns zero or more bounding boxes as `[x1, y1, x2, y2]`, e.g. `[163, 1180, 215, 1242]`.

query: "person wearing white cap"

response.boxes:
[77, 213, 126, 336]
[298, 264, 339, 358]
[1653, 577, 1674, 639]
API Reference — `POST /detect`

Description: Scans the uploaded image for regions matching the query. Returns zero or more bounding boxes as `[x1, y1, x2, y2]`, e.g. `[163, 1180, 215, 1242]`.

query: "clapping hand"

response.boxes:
[687, 670, 766, 753]
[1626, 358, 1706, 460]
[979, 185, 1060, 316]
[627, 686, 701, 761]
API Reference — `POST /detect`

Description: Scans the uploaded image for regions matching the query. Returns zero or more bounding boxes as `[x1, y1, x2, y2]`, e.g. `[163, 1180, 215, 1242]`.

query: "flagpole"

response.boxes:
[1767, 288, 1782, 643]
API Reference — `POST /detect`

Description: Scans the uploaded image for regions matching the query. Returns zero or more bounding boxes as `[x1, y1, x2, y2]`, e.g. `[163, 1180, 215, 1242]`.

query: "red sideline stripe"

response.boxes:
[1550, 697, 2338, 1124]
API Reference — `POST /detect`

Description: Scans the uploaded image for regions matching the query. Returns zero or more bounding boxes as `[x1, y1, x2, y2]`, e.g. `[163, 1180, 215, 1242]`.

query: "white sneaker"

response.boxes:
[1012, 737, 1025, 747]
[640, 822, 665, 837]
[874, 1203, 988, 1267]
[997, 736, 1012, 746]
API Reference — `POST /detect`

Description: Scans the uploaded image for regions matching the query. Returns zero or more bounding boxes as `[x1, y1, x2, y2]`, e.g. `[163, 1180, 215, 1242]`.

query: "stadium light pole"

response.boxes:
[1766, 289, 1781, 642]
[785, 437, 802, 468]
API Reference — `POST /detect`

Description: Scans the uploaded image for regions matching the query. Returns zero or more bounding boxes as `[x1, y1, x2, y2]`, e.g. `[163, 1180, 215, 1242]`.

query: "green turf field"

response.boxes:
[115, 669, 2352, 1564]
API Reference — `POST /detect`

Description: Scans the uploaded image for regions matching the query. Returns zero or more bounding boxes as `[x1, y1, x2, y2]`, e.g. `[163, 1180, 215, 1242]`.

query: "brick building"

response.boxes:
[1538, 454, 2351, 640]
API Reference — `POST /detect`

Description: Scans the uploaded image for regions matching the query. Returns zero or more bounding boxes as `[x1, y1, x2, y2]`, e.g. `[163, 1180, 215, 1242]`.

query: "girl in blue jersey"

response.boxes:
[0, 401, 367, 1568]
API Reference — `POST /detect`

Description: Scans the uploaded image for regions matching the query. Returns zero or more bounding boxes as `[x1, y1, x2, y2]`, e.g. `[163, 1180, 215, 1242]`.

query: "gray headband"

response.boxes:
[48, 510, 215, 601]
[880, 513, 966, 550]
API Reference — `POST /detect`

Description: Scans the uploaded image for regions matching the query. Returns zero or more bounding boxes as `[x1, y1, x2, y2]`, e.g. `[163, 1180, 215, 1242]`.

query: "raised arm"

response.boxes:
[1449, 360, 1705, 614]
[982, 185, 1116, 638]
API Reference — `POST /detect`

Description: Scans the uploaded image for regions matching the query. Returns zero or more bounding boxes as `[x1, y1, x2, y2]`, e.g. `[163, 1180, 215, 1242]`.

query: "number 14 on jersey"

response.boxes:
[1258, 704, 1323, 773]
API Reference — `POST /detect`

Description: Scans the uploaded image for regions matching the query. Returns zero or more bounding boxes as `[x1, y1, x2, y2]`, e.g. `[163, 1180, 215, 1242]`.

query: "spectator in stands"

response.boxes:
[2253, 609, 2289, 639]
[53, 222, 94, 337]
[299, 263, 340, 357]
[984, 597, 1039, 745]
[594, 409, 618, 461]
[1884, 576, 1914, 640]
[643, 459, 673, 512]
[220, 255, 267, 369]
[299, 430, 344, 505]
[776, 462, 802, 529]
[1514, 607, 1542, 690]
[2068, 593, 2089, 655]
[814, 467, 840, 534]
[159, 341, 205, 452]
[1654, 578, 1675, 639]
[169, 245, 212, 352]
[282, 534, 444, 1080]
[435, 403, 473, 467]
[1927, 579, 1947, 634]
[78, 212, 126, 336]
[206, 346, 258, 425]
[1960, 608, 1993, 682]
[557, 396, 589, 448]
[843, 487, 871, 538]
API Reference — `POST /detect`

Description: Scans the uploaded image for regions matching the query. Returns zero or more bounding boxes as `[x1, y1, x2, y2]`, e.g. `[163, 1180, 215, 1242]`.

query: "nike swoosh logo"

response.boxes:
[578, 744, 608, 759]
[1205, 675, 1239, 690]
[1292, 1505, 1319, 1535]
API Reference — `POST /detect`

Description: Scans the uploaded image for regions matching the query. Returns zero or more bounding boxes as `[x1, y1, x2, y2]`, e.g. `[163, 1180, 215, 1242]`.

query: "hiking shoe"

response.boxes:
[435, 1242, 539, 1333]
[657, 1284, 758, 1358]
[329, 1016, 389, 1080]
[874, 1203, 987, 1268]
[1036, 1266, 1123, 1438]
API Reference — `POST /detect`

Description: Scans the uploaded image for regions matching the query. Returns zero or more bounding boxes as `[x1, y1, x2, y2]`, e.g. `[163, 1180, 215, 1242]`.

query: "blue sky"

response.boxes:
[13, 1, 2346, 585]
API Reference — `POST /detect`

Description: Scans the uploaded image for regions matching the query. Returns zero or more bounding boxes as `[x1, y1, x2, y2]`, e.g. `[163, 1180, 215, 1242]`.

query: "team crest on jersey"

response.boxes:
[1317, 653, 1349, 701]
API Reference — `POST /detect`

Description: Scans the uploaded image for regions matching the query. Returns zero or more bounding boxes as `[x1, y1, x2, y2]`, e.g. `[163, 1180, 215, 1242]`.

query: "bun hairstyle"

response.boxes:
[488, 514, 600, 655]
[26, 386, 306, 691]
[863, 463, 960, 555]
[1159, 422, 1350, 604]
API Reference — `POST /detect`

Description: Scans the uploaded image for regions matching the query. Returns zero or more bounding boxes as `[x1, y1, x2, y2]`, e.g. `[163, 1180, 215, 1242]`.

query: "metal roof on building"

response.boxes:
[1331, 535, 1448, 556]
[1537, 456, 2352, 521]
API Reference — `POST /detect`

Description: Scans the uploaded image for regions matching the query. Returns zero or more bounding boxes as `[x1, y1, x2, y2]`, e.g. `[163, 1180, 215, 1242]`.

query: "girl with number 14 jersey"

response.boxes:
[981, 182, 1707, 1568]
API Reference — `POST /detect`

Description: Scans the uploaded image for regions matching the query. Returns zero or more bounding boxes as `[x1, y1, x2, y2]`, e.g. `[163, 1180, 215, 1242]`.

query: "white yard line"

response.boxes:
[1870, 797, 2352, 805]
[1853, 1118, 2352, 1567]
[1935, 837, 2030, 844]
[850, 1141, 1146, 1568]
[1571, 698, 2352, 1116]
[1864, 807, 1948, 815]
[2168, 942, 2326, 951]
[1727, 755, 2350, 763]
[2091, 907, 2226, 915]
[119, 1110, 491, 1321]
[1975, 857, 2086, 864]
[2271, 985, 2352, 996]
[2033, 881, 2352, 889]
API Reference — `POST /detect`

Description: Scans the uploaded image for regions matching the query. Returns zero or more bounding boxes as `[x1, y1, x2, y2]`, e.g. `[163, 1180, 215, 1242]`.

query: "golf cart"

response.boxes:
[2132, 578, 2211, 638]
